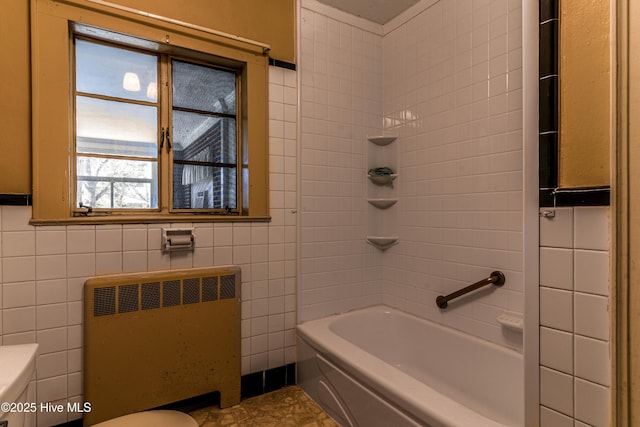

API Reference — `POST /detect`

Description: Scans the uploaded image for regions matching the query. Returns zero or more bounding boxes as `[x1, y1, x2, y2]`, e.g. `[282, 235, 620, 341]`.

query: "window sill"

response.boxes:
[29, 214, 271, 226]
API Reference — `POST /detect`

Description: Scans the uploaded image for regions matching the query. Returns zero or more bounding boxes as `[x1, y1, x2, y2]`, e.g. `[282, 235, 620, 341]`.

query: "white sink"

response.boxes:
[0, 344, 39, 415]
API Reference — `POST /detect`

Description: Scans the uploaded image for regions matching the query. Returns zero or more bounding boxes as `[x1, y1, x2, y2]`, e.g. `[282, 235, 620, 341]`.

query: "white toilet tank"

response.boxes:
[0, 344, 39, 427]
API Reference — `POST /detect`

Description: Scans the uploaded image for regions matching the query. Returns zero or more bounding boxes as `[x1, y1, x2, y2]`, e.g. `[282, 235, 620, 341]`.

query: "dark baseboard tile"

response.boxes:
[241, 362, 297, 399]
[539, 133, 558, 189]
[540, 187, 610, 207]
[0, 194, 32, 206]
[268, 58, 296, 71]
[540, 0, 559, 22]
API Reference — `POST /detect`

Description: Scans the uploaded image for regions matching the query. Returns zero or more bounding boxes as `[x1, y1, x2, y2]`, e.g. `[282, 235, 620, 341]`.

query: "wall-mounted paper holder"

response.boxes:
[162, 228, 194, 252]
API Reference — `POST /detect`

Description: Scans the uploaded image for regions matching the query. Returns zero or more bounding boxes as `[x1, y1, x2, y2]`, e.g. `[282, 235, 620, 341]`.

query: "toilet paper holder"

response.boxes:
[162, 228, 195, 252]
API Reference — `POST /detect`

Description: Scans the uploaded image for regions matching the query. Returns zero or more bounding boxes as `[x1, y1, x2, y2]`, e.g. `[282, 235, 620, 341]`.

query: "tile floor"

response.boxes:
[189, 386, 340, 427]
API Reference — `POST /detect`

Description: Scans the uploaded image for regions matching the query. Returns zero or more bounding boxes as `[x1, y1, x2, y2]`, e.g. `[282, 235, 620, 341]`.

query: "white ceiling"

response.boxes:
[315, 0, 422, 24]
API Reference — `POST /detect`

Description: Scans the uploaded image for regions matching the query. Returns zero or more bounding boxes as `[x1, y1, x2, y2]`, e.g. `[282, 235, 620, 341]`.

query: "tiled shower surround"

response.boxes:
[300, 0, 525, 350]
[0, 66, 297, 426]
[299, 1, 611, 425]
[298, 3, 385, 322]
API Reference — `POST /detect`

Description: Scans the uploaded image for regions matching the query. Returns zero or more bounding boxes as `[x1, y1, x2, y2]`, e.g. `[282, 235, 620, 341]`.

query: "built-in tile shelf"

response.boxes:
[367, 198, 397, 209]
[367, 135, 397, 146]
[366, 236, 399, 250]
[367, 134, 398, 249]
[367, 173, 398, 186]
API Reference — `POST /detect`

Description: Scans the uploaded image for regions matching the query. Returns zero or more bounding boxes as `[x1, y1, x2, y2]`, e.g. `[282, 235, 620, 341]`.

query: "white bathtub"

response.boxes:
[297, 305, 523, 427]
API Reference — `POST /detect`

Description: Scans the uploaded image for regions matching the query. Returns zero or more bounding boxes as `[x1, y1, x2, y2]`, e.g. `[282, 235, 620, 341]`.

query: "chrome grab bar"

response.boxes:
[436, 271, 505, 309]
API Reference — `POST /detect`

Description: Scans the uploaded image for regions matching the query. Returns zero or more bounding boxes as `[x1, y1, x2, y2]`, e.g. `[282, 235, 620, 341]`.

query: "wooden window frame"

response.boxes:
[31, 0, 270, 224]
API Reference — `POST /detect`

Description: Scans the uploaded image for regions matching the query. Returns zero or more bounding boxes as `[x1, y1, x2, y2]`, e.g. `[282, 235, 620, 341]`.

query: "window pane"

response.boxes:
[76, 39, 158, 102]
[172, 60, 236, 114]
[173, 165, 236, 209]
[77, 157, 158, 209]
[76, 96, 157, 158]
[172, 111, 236, 163]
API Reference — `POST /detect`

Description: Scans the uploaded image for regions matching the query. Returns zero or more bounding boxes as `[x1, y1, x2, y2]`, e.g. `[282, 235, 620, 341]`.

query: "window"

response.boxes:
[31, 3, 269, 224]
[74, 37, 241, 214]
[75, 39, 160, 210]
[170, 60, 239, 211]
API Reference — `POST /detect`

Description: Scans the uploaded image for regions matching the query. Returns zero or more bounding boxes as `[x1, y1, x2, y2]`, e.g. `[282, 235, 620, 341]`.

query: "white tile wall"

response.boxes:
[539, 207, 573, 248]
[379, 0, 524, 349]
[300, 0, 524, 349]
[574, 249, 609, 295]
[574, 335, 610, 387]
[540, 247, 573, 290]
[0, 66, 296, 426]
[540, 366, 574, 416]
[298, 4, 385, 322]
[540, 405, 573, 427]
[540, 326, 573, 374]
[574, 292, 609, 341]
[540, 287, 573, 331]
[574, 378, 610, 426]
[574, 207, 609, 251]
[539, 206, 611, 426]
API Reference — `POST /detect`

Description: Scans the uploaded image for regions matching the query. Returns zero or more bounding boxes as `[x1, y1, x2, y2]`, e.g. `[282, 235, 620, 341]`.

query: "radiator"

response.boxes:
[83, 266, 241, 426]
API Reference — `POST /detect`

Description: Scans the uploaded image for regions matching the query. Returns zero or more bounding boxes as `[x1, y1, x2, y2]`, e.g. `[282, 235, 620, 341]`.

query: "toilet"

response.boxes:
[92, 410, 198, 427]
[0, 342, 196, 427]
[0, 343, 39, 427]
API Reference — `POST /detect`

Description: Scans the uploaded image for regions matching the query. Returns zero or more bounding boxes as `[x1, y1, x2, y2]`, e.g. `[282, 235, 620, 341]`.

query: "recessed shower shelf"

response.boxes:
[366, 236, 399, 250]
[367, 198, 398, 209]
[367, 174, 398, 186]
[367, 135, 398, 146]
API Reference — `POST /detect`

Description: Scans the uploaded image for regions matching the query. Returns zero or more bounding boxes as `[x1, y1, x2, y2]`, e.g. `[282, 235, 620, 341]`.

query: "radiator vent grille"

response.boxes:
[220, 275, 236, 299]
[141, 282, 161, 310]
[202, 276, 218, 302]
[163, 280, 181, 307]
[118, 284, 139, 313]
[183, 278, 201, 304]
[91, 274, 236, 316]
[94, 287, 116, 316]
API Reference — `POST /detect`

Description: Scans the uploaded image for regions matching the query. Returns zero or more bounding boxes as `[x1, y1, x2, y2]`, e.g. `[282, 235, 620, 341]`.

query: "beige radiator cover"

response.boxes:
[83, 266, 241, 426]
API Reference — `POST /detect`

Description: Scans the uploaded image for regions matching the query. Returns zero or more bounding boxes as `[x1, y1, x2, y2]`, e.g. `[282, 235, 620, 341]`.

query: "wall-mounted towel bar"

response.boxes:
[436, 271, 505, 309]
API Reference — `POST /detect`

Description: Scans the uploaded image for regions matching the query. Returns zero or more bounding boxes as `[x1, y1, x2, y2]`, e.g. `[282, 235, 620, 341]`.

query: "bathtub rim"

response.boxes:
[296, 304, 523, 427]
